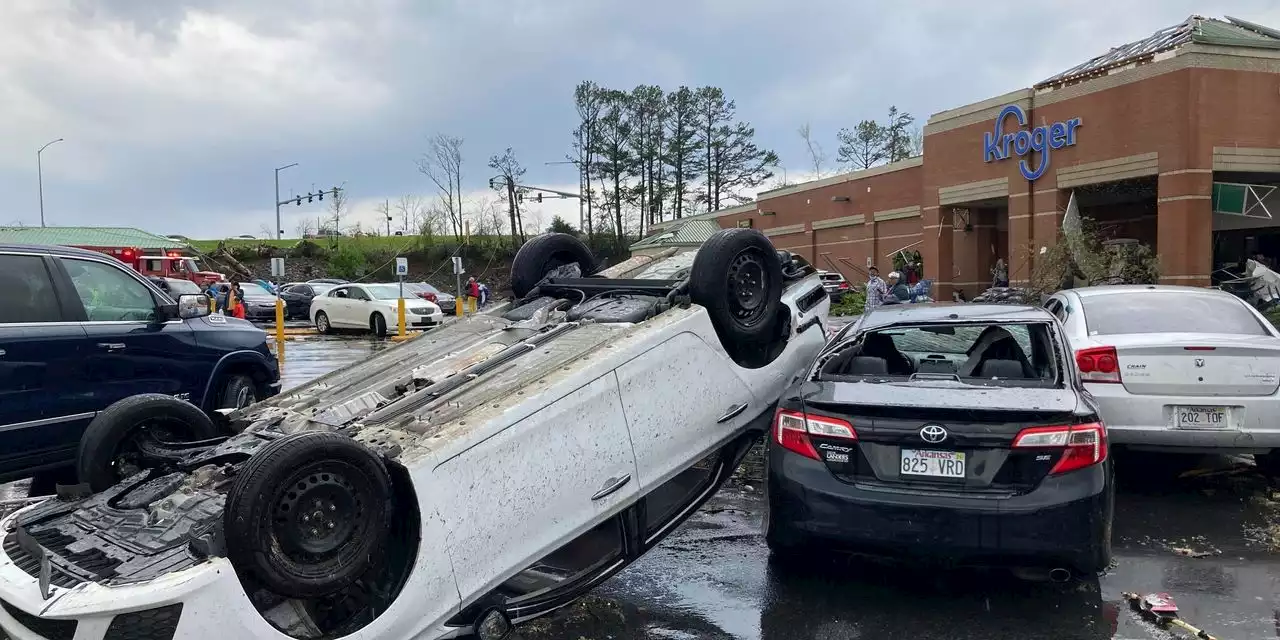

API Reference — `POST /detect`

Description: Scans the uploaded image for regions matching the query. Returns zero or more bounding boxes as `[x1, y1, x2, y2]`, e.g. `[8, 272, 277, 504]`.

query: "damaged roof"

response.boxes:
[630, 219, 722, 250]
[1038, 15, 1280, 88]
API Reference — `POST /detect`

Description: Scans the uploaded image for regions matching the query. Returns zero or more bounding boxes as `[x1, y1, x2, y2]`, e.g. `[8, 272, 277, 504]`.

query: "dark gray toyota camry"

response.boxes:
[764, 303, 1113, 580]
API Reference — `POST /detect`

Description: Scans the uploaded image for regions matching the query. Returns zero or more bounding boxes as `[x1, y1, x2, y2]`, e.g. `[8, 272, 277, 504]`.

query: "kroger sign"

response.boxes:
[982, 105, 1081, 181]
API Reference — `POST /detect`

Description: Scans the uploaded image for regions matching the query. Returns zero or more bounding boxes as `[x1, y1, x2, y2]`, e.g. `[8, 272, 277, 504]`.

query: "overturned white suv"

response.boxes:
[0, 229, 830, 640]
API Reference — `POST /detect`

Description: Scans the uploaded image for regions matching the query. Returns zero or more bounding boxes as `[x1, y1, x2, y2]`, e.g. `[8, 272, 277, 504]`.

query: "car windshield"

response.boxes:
[817, 322, 1059, 388]
[1081, 292, 1268, 336]
[819, 273, 843, 281]
[364, 284, 407, 300]
[238, 283, 272, 297]
[167, 279, 202, 295]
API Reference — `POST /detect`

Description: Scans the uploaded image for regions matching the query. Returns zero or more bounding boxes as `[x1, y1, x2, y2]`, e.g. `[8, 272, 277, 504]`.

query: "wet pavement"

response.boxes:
[4, 333, 1280, 639]
[522, 457, 1280, 640]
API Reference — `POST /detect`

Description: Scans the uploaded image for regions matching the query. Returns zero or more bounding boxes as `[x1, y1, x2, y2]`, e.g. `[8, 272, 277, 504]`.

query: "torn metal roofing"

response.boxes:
[0, 226, 186, 249]
[630, 219, 722, 250]
[1038, 15, 1280, 88]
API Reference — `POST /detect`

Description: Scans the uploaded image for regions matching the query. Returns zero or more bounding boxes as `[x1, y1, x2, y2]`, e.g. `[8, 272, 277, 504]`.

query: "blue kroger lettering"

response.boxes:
[982, 105, 1081, 181]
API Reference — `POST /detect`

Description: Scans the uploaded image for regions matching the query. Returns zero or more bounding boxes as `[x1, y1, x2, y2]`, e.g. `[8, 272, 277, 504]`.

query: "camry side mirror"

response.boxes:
[177, 294, 211, 319]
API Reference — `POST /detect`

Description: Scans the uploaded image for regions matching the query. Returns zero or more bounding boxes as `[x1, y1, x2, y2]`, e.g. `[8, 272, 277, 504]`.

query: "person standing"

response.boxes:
[992, 259, 1009, 288]
[466, 277, 481, 312]
[885, 271, 910, 303]
[865, 266, 889, 309]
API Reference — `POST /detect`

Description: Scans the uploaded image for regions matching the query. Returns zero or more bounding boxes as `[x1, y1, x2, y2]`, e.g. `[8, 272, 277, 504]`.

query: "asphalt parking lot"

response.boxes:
[4, 331, 1279, 639]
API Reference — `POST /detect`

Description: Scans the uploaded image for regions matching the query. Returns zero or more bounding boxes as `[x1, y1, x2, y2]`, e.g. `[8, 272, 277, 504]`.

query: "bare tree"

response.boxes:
[326, 187, 348, 245]
[487, 148, 528, 245]
[294, 218, 316, 239]
[798, 122, 827, 178]
[907, 125, 925, 158]
[416, 204, 448, 237]
[416, 133, 465, 239]
[257, 223, 275, 239]
[394, 194, 423, 234]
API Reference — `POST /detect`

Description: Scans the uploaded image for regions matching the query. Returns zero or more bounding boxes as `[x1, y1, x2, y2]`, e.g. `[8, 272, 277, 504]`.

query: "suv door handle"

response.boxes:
[590, 474, 631, 501]
[97, 343, 126, 352]
[717, 402, 749, 424]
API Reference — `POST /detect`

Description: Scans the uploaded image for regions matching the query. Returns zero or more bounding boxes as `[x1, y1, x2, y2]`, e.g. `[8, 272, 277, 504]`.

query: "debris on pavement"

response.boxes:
[1123, 592, 1220, 640]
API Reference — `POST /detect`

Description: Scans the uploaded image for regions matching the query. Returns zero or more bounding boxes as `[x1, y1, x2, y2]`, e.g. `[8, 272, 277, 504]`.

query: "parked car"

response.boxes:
[404, 281, 457, 313]
[207, 281, 280, 322]
[765, 303, 1112, 581]
[311, 282, 444, 336]
[278, 282, 336, 320]
[308, 278, 349, 285]
[1044, 285, 1280, 477]
[0, 243, 281, 488]
[147, 276, 205, 298]
[818, 270, 852, 301]
[0, 230, 830, 640]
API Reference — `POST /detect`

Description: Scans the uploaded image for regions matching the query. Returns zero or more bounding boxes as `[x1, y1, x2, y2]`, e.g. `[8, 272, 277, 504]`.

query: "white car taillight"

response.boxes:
[1076, 346, 1121, 383]
[773, 409, 856, 460]
[1012, 422, 1107, 475]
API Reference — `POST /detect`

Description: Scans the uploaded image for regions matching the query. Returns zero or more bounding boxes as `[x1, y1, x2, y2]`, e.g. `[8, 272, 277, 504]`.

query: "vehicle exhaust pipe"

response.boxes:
[1049, 568, 1072, 583]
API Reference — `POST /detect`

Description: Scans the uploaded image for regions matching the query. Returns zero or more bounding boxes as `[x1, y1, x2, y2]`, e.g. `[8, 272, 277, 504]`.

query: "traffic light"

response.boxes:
[517, 192, 524, 204]
[535, 193, 543, 203]
[307, 194, 313, 203]
[318, 189, 324, 201]
[295, 196, 302, 206]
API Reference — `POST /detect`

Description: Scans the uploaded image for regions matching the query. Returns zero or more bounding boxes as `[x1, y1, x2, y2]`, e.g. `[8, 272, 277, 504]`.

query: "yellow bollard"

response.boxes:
[397, 297, 407, 337]
[275, 335, 286, 368]
[455, 298, 463, 317]
[274, 298, 286, 343]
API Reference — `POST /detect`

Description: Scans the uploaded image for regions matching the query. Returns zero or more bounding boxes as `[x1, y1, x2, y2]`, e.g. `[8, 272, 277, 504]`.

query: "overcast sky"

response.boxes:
[3, 0, 1278, 238]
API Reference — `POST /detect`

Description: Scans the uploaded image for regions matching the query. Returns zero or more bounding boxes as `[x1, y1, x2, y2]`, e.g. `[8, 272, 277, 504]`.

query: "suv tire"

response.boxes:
[690, 228, 783, 345]
[224, 432, 394, 598]
[77, 394, 222, 492]
[510, 233, 597, 299]
[218, 374, 257, 410]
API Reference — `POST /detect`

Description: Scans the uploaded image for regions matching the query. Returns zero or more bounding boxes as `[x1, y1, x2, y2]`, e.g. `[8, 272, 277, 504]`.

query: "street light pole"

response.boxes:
[274, 163, 298, 240]
[37, 138, 64, 228]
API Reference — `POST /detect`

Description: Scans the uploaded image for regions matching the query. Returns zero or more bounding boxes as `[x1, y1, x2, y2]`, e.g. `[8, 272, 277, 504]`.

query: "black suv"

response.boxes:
[0, 244, 280, 485]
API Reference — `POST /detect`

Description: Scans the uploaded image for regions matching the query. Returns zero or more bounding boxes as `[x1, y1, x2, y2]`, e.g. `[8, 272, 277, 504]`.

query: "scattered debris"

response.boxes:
[1122, 592, 1220, 640]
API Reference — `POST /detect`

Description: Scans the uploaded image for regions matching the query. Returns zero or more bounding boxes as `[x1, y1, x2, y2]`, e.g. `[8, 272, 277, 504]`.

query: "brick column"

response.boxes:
[1007, 194, 1032, 285]
[1156, 171, 1213, 287]
[922, 205, 954, 299]
[1031, 189, 1071, 251]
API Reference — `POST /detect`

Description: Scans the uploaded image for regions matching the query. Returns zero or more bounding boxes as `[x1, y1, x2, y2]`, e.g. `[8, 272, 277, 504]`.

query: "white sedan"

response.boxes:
[310, 282, 443, 336]
[1045, 285, 1280, 477]
[0, 229, 830, 640]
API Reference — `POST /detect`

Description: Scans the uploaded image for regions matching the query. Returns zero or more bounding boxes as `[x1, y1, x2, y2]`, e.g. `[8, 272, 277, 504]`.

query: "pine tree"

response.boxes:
[664, 86, 700, 219]
[836, 120, 888, 169]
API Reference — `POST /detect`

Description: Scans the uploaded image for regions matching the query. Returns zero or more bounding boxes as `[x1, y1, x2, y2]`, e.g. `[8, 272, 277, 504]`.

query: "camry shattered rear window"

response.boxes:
[817, 322, 1059, 387]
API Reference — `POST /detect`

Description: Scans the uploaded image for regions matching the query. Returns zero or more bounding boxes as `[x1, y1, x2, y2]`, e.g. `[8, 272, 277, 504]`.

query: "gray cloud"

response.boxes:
[3, 0, 1278, 236]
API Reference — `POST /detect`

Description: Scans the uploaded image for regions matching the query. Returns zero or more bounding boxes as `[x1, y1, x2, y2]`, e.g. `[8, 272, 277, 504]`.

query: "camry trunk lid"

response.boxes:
[1102, 333, 1280, 397]
[800, 381, 1089, 495]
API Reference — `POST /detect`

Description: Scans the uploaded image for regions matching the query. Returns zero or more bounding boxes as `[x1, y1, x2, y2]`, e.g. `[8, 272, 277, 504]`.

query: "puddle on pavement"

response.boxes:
[276, 335, 391, 391]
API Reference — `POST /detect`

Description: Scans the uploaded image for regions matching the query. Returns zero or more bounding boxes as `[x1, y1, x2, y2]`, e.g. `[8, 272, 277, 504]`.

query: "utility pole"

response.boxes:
[274, 163, 298, 240]
[277, 186, 345, 239]
[37, 138, 64, 228]
[385, 198, 392, 236]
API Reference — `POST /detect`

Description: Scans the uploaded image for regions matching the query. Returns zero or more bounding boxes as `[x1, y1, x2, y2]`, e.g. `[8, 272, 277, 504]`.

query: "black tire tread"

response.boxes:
[510, 233, 597, 298]
[689, 228, 783, 344]
[218, 374, 256, 410]
[224, 432, 394, 598]
[77, 394, 221, 492]
[372, 312, 388, 337]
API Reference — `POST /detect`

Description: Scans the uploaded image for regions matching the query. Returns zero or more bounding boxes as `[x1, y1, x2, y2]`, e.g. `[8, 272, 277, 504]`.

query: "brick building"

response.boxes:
[650, 15, 1280, 299]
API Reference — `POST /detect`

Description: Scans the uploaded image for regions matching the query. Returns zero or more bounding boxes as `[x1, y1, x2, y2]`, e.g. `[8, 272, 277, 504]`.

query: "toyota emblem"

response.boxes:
[920, 424, 948, 444]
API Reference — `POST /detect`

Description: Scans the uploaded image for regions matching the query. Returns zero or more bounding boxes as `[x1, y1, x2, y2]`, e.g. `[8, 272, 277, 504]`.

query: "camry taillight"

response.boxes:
[774, 409, 856, 460]
[1012, 422, 1107, 475]
[1076, 346, 1121, 383]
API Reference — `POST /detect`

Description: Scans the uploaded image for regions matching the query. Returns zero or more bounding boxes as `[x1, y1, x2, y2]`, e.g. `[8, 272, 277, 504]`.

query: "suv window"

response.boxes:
[0, 254, 62, 324]
[1081, 293, 1268, 336]
[61, 258, 158, 322]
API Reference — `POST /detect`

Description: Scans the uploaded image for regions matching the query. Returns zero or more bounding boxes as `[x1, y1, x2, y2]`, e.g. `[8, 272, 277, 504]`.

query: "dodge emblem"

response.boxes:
[920, 424, 948, 444]
[1194, 358, 1205, 368]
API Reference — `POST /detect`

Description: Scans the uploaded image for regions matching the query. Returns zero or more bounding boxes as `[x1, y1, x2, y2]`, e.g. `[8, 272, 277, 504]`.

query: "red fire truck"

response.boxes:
[93, 247, 225, 286]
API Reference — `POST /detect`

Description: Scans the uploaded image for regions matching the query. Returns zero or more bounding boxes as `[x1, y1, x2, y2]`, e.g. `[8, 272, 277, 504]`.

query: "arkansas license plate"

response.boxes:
[1174, 406, 1228, 429]
[900, 449, 966, 478]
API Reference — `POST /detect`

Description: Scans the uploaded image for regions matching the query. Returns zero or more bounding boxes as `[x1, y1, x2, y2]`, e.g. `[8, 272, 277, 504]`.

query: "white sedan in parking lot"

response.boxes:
[1044, 285, 1280, 477]
[310, 282, 443, 336]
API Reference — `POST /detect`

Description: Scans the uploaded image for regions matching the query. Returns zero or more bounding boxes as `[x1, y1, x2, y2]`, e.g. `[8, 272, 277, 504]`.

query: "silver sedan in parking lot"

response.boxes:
[1044, 285, 1280, 476]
